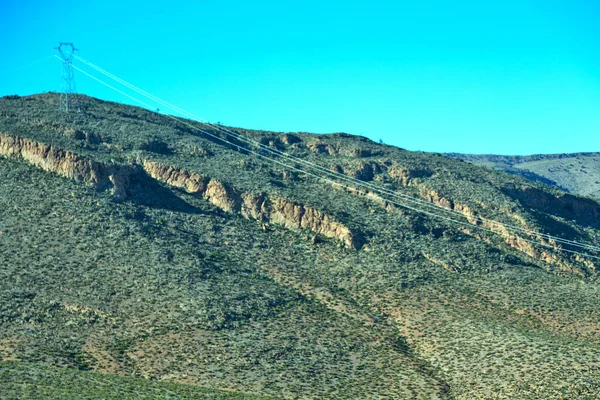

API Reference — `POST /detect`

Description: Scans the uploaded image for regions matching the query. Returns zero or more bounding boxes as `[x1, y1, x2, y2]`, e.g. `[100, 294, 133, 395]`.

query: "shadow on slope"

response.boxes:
[502, 186, 600, 230]
[124, 169, 206, 215]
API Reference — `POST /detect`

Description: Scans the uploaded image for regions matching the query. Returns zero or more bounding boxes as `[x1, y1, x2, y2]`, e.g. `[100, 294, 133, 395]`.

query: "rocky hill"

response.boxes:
[1, 93, 600, 399]
[447, 152, 600, 199]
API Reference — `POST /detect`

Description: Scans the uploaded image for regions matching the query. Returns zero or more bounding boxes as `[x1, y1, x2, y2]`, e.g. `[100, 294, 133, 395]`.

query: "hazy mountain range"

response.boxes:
[447, 152, 600, 199]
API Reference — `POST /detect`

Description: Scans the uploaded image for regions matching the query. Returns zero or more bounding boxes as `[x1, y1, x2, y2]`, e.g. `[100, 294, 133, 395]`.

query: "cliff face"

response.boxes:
[0, 135, 360, 248]
[413, 186, 595, 274]
[0, 133, 134, 200]
[12, 99, 593, 267]
[141, 160, 209, 195]
[141, 136, 600, 271]
[335, 158, 597, 273]
[4, 94, 600, 399]
[504, 186, 600, 229]
[142, 160, 361, 248]
[0, 96, 597, 275]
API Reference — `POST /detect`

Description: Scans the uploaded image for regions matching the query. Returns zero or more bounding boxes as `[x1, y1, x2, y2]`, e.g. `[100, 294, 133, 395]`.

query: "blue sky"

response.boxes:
[1, 0, 599, 155]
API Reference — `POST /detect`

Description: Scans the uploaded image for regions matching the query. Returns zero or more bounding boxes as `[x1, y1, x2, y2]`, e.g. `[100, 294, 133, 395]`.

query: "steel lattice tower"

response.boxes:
[56, 42, 80, 112]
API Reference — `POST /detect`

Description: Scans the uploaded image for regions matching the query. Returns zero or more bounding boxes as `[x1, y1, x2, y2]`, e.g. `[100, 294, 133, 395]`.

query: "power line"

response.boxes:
[65, 59, 157, 111]
[72, 54, 600, 254]
[64, 57, 600, 261]
[69, 56, 600, 258]
[0, 55, 54, 77]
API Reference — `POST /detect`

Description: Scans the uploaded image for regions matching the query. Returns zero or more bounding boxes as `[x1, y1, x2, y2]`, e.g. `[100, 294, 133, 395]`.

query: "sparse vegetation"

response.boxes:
[448, 152, 600, 199]
[1, 93, 600, 399]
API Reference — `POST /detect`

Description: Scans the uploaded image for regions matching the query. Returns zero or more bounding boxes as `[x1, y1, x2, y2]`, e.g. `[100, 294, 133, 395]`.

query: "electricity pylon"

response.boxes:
[55, 42, 80, 112]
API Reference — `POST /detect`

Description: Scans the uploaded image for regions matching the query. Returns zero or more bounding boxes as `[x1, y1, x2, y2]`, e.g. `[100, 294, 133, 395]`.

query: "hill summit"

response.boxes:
[1, 93, 600, 399]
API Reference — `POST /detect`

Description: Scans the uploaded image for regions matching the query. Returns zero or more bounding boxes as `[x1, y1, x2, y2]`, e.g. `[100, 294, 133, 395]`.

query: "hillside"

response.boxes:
[447, 152, 600, 199]
[1, 93, 600, 399]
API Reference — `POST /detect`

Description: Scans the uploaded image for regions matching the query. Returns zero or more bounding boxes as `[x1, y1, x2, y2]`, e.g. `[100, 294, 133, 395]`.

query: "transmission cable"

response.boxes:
[71, 54, 600, 254]
[64, 57, 600, 260]
[0, 55, 54, 77]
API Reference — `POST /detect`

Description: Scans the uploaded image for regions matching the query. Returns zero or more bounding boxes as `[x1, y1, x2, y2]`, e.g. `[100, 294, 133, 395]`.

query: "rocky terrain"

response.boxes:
[1, 93, 600, 399]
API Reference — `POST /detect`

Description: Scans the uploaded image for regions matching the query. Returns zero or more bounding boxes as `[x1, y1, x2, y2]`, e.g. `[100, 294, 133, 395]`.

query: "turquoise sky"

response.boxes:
[1, 1, 599, 155]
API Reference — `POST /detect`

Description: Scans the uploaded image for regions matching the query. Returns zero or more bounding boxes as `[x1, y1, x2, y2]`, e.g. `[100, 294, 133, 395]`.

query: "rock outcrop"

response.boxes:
[142, 160, 362, 248]
[269, 197, 359, 248]
[388, 166, 433, 186]
[326, 157, 594, 273]
[0, 136, 362, 249]
[417, 186, 594, 274]
[0, 133, 134, 200]
[504, 186, 600, 229]
[142, 160, 208, 194]
[307, 142, 337, 155]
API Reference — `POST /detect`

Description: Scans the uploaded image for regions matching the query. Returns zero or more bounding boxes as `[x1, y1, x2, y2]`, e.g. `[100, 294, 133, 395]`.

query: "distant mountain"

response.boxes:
[447, 152, 600, 198]
[1, 93, 600, 399]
